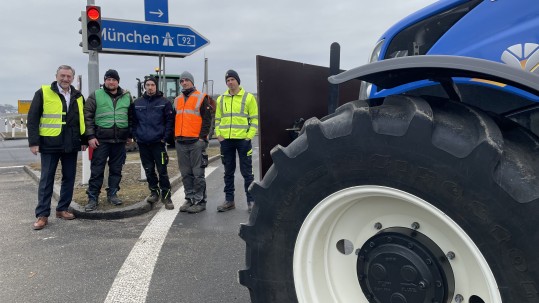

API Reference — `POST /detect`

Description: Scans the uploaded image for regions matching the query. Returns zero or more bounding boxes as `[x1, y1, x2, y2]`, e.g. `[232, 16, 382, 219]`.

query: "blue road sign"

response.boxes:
[100, 18, 210, 57]
[144, 0, 168, 23]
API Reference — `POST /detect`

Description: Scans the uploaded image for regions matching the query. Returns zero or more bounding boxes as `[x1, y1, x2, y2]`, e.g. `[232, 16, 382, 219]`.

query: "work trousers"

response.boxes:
[175, 140, 206, 203]
[35, 151, 78, 217]
[220, 139, 254, 203]
[87, 142, 125, 198]
[138, 142, 171, 193]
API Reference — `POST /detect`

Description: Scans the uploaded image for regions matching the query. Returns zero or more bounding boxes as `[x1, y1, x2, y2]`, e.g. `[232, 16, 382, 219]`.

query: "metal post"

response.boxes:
[162, 55, 166, 94]
[4, 118, 7, 133]
[82, 4, 100, 185]
[203, 57, 208, 94]
[328, 42, 340, 114]
[77, 75, 83, 93]
[157, 55, 162, 89]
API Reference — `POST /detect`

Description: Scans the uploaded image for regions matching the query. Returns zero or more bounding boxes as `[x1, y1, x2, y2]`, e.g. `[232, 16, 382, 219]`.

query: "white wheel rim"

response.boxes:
[293, 186, 501, 303]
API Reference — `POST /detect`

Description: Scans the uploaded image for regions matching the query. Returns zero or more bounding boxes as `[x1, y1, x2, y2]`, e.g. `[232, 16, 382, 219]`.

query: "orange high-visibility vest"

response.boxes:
[174, 91, 206, 138]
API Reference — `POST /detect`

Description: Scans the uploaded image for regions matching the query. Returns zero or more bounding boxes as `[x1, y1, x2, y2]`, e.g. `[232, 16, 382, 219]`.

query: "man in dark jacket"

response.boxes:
[131, 77, 175, 210]
[84, 69, 132, 211]
[27, 65, 87, 230]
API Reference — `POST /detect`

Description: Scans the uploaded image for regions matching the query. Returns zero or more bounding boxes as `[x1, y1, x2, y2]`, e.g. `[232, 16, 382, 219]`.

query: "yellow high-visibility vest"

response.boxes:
[40, 85, 85, 136]
[215, 88, 258, 139]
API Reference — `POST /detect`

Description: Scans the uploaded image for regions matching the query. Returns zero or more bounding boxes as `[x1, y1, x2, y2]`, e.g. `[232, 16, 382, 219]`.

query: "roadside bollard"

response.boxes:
[140, 162, 147, 181]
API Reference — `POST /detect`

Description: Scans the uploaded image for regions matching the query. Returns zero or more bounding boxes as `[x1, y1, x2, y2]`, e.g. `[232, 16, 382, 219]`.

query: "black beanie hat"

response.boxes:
[144, 76, 158, 86]
[225, 69, 240, 84]
[104, 69, 120, 82]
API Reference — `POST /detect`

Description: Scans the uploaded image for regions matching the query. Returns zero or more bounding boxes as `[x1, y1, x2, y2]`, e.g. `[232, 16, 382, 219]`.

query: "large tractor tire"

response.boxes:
[239, 95, 539, 303]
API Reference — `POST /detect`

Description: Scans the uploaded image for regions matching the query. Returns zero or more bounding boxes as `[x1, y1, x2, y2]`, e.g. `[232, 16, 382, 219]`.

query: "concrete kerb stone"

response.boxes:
[23, 154, 221, 220]
[0, 131, 28, 141]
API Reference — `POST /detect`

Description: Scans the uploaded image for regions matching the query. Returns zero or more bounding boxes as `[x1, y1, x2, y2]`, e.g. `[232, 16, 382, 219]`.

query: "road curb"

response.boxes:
[0, 131, 28, 141]
[23, 154, 221, 220]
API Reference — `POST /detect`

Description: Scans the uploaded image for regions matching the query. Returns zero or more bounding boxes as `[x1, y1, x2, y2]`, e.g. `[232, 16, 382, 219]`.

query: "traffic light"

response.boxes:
[85, 6, 102, 51]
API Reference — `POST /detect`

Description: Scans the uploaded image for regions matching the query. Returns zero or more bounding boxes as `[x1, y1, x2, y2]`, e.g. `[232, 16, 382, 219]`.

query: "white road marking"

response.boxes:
[104, 166, 217, 303]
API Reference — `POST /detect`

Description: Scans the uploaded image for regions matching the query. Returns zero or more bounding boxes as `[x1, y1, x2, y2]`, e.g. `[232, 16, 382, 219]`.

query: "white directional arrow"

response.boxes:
[149, 9, 163, 18]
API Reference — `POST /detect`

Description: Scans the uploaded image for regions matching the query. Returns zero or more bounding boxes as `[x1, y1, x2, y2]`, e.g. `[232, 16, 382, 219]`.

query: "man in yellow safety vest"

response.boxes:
[27, 65, 87, 230]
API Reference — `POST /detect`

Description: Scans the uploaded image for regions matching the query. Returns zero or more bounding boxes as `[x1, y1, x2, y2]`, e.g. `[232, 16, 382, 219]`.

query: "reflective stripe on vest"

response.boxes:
[94, 89, 130, 128]
[215, 93, 258, 138]
[40, 85, 85, 136]
[174, 91, 205, 137]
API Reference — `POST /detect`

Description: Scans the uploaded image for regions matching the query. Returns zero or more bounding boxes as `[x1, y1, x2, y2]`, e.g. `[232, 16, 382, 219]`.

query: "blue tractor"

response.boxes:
[240, 0, 539, 302]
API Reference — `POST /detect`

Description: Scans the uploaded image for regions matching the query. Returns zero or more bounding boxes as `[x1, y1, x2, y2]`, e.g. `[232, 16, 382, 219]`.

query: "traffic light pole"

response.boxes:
[82, 0, 99, 185]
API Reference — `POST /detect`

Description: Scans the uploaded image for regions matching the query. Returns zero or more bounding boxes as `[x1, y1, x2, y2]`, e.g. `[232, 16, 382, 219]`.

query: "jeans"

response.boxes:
[35, 151, 78, 217]
[220, 139, 254, 202]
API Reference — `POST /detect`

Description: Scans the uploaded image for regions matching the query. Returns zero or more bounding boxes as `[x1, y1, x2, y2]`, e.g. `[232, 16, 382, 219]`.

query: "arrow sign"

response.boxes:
[149, 9, 164, 18]
[145, 0, 168, 23]
[100, 18, 210, 57]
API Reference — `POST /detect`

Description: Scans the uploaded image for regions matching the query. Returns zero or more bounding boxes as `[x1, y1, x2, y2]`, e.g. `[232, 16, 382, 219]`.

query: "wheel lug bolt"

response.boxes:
[374, 222, 382, 230]
[455, 294, 464, 303]
[411, 222, 420, 230]
[446, 251, 456, 260]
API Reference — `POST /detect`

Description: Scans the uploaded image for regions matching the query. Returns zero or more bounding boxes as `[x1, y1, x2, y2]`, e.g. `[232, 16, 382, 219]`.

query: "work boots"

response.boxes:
[85, 192, 99, 212]
[108, 194, 122, 206]
[187, 201, 206, 214]
[179, 198, 193, 212]
[107, 188, 122, 206]
[217, 201, 235, 212]
[161, 189, 174, 210]
[147, 189, 160, 204]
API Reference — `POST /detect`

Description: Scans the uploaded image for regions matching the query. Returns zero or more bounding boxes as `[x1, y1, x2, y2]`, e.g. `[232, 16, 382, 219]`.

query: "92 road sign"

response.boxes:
[99, 18, 210, 57]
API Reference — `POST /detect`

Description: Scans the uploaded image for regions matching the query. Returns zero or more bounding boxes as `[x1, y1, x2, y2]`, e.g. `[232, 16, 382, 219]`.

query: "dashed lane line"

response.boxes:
[104, 166, 217, 303]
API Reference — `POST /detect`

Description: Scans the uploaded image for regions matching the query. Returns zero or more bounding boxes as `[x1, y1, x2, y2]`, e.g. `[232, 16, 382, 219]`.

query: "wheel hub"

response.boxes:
[357, 227, 455, 303]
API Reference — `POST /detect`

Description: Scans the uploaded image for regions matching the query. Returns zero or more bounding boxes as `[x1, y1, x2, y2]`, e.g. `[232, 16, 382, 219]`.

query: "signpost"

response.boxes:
[99, 18, 210, 57]
[144, 0, 168, 23]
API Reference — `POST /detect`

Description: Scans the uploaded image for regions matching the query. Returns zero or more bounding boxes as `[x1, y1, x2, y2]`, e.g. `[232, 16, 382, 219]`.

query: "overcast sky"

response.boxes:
[1, 0, 437, 107]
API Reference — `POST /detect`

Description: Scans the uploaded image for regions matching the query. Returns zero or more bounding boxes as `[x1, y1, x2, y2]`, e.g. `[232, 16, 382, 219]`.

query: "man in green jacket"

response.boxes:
[84, 69, 132, 211]
[214, 70, 259, 213]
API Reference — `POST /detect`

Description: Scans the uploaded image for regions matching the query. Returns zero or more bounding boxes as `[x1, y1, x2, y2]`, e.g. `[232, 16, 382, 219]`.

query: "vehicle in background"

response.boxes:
[240, 1, 539, 302]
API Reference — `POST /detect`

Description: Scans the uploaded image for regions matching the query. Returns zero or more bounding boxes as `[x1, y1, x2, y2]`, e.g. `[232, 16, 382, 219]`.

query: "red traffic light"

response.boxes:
[84, 6, 102, 51]
[87, 6, 100, 21]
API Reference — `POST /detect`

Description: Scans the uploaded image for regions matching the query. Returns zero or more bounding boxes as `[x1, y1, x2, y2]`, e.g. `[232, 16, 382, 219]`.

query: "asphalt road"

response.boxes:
[0, 139, 259, 303]
[0, 136, 38, 167]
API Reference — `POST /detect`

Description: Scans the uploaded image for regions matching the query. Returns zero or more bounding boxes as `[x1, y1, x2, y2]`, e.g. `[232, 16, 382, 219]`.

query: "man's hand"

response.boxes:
[30, 146, 39, 155]
[217, 135, 224, 142]
[88, 138, 99, 149]
[81, 145, 88, 151]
